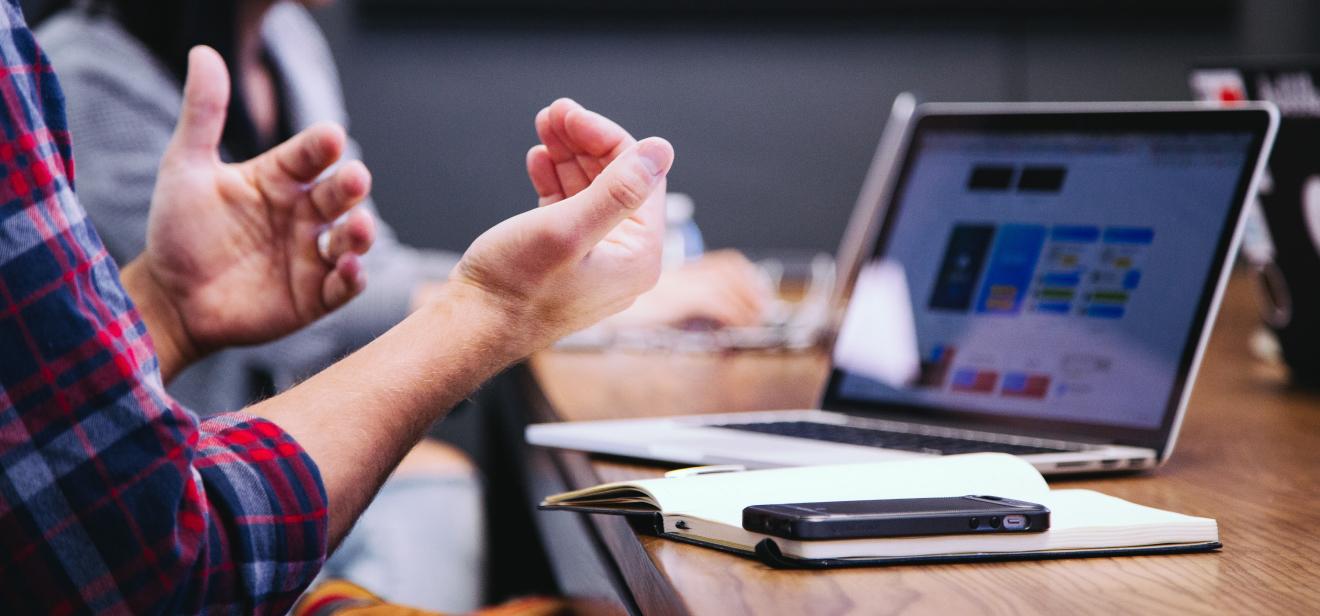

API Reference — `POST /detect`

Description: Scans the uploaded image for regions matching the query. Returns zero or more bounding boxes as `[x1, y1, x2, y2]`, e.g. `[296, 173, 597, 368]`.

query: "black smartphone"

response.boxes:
[742, 495, 1050, 540]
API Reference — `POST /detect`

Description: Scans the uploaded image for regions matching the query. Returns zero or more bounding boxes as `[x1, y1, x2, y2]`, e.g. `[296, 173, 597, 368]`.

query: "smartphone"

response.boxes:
[742, 495, 1050, 540]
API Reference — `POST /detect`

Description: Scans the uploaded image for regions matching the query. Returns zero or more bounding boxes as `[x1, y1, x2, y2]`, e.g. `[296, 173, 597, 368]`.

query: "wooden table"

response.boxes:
[522, 272, 1320, 615]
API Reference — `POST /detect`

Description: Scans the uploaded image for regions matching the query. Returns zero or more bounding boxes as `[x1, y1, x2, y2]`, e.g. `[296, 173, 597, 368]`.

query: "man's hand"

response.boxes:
[122, 47, 375, 380]
[525, 99, 772, 331]
[448, 102, 673, 354]
[606, 249, 772, 329]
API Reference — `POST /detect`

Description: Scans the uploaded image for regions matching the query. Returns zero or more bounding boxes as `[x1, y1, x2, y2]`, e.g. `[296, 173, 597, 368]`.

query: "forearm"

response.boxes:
[121, 258, 200, 382]
[247, 282, 526, 544]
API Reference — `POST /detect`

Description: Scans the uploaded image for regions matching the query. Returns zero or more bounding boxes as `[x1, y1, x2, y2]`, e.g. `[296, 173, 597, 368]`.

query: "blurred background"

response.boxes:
[23, 0, 1320, 255]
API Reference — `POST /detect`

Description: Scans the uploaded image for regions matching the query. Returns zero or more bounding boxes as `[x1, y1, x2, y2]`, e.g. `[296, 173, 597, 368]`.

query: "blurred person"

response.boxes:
[0, 0, 677, 609]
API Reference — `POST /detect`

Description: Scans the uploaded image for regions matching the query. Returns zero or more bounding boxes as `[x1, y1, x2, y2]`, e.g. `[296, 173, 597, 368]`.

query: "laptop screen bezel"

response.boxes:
[819, 105, 1275, 455]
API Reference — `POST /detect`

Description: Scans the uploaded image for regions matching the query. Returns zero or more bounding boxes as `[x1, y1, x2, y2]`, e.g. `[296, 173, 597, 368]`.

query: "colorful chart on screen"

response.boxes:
[836, 130, 1252, 429]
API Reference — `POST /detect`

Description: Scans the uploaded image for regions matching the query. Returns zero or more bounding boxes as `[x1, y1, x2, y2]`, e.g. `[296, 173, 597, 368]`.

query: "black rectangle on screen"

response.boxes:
[1017, 166, 1067, 192]
[967, 165, 1015, 191]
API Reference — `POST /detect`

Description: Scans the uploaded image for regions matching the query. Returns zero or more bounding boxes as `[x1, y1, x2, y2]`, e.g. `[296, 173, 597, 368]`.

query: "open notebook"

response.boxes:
[540, 454, 1219, 568]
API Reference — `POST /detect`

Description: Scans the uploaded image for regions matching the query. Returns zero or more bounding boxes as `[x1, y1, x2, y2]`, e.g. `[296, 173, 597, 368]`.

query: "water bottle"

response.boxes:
[663, 192, 704, 270]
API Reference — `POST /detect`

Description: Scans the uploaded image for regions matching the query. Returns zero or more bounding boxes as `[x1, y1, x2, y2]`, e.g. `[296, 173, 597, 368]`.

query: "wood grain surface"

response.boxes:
[528, 272, 1320, 615]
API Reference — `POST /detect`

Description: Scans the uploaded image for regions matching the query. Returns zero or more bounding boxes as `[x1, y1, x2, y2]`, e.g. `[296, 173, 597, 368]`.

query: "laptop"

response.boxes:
[1191, 61, 1320, 386]
[528, 101, 1279, 475]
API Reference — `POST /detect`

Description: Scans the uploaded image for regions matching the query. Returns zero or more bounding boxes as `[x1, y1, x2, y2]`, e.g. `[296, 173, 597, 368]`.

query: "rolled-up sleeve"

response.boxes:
[192, 414, 329, 614]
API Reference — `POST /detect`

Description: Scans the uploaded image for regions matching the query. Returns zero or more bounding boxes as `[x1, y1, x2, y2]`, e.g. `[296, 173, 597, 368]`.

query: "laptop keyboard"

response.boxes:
[711, 421, 1073, 455]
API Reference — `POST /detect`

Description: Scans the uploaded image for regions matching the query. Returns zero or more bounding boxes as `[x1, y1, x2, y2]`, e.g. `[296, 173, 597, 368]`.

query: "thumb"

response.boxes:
[557, 137, 673, 251]
[167, 46, 230, 160]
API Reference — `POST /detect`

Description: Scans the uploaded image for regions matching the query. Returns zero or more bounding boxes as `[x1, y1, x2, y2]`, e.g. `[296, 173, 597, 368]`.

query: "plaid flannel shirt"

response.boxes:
[0, 2, 328, 613]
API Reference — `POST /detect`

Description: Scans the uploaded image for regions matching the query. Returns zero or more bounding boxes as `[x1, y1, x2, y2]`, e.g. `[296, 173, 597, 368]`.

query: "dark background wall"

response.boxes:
[26, 0, 1320, 255]
[311, 0, 1318, 256]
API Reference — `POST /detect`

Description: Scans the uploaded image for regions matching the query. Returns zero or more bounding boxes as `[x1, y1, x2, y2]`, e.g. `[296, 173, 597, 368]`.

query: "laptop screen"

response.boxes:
[829, 113, 1267, 439]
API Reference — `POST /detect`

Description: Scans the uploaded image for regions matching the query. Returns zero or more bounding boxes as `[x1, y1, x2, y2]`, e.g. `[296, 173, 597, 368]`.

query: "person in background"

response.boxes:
[35, 0, 768, 608]
[0, 0, 678, 608]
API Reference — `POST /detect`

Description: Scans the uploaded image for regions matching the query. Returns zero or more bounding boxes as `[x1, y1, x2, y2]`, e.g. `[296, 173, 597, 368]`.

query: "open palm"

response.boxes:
[141, 47, 375, 354]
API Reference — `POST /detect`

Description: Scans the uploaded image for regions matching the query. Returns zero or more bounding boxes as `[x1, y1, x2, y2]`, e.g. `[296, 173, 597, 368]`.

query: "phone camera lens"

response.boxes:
[990, 516, 1002, 529]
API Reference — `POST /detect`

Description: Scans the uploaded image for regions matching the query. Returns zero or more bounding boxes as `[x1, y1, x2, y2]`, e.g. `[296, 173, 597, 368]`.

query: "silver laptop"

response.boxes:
[528, 101, 1278, 475]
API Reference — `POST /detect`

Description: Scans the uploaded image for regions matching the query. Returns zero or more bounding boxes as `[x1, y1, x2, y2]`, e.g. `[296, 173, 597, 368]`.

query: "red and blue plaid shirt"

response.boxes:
[0, 2, 328, 613]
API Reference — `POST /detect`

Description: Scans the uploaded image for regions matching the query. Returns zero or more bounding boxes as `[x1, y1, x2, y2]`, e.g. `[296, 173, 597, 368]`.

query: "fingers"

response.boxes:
[308, 159, 372, 221]
[700, 296, 761, 328]
[536, 103, 592, 197]
[322, 252, 366, 311]
[702, 251, 774, 319]
[526, 145, 564, 206]
[535, 99, 579, 160]
[254, 122, 348, 189]
[718, 279, 770, 326]
[317, 207, 376, 264]
[535, 99, 638, 195]
[543, 98, 633, 157]
[554, 137, 674, 253]
[166, 46, 230, 161]
[242, 123, 352, 215]
[563, 105, 634, 160]
[658, 252, 770, 327]
[700, 281, 765, 327]
[677, 281, 761, 328]
[317, 207, 374, 312]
